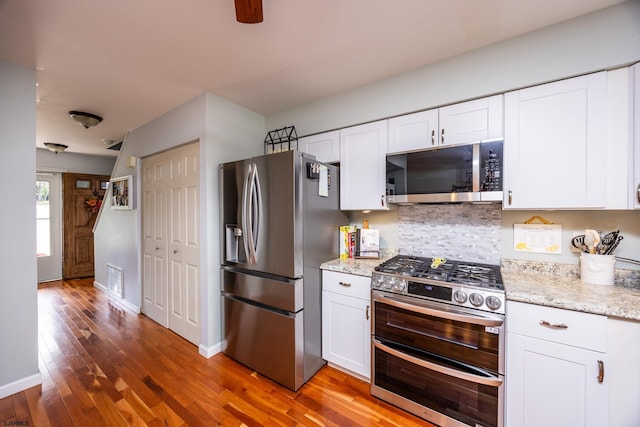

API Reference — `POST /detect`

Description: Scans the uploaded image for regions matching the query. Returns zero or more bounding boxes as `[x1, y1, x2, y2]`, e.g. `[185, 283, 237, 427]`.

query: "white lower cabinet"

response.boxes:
[506, 301, 608, 427]
[322, 270, 371, 379]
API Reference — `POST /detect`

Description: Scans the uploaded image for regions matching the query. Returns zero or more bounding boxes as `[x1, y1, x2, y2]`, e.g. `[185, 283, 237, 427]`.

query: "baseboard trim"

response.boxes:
[0, 372, 41, 399]
[199, 343, 222, 358]
[93, 280, 141, 314]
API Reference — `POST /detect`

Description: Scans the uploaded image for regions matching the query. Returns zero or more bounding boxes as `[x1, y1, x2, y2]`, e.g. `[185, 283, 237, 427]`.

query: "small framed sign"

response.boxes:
[110, 175, 132, 210]
[513, 223, 562, 254]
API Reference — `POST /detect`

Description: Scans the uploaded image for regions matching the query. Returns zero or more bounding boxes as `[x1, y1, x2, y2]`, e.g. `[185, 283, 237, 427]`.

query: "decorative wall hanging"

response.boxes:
[110, 175, 132, 210]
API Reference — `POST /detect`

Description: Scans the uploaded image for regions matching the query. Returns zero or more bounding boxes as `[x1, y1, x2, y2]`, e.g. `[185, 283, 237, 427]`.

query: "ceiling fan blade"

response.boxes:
[235, 0, 263, 24]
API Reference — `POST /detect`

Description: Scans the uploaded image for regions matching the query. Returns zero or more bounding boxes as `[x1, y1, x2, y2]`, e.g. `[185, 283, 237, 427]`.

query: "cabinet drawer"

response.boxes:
[322, 270, 371, 300]
[507, 301, 607, 352]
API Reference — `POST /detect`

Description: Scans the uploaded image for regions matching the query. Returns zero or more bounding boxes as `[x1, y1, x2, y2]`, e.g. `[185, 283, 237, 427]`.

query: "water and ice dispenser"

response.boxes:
[225, 224, 245, 263]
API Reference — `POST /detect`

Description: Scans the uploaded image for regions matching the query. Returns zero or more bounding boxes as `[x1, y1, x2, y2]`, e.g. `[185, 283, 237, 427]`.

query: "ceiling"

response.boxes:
[0, 0, 625, 157]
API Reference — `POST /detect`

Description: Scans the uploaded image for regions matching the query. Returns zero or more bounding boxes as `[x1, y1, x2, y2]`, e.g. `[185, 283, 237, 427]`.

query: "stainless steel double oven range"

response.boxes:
[370, 255, 505, 427]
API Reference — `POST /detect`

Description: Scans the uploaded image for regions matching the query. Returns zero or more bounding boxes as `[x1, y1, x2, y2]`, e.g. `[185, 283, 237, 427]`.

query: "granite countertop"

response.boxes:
[501, 259, 640, 322]
[320, 249, 397, 277]
[320, 253, 640, 322]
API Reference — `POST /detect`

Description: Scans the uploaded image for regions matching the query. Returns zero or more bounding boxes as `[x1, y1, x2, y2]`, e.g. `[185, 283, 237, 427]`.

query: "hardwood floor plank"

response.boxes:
[0, 394, 16, 424]
[114, 397, 151, 427]
[6, 279, 437, 426]
[150, 401, 186, 427]
[119, 387, 157, 424]
[24, 386, 52, 427]
[11, 391, 34, 425]
[90, 391, 130, 427]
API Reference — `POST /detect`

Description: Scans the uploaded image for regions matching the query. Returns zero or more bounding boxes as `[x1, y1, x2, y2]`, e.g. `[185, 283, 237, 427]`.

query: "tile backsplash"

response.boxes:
[398, 204, 502, 264]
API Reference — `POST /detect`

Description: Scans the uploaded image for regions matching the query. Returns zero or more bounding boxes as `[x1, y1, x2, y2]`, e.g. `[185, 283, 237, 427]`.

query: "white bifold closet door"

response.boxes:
[141, 141, 200, 345]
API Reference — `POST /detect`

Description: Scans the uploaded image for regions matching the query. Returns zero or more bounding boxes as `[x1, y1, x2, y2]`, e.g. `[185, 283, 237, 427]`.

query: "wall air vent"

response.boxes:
[106, 264, 124, 297]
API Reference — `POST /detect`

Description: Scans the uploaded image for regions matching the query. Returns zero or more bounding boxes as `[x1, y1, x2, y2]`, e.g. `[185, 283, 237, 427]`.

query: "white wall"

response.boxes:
[37, 148, 116, 175]
[266, 0, 640, 270]
[267, 1, 640, 137]
[93, 92, 264, 355]
[0, 61, 40, 398]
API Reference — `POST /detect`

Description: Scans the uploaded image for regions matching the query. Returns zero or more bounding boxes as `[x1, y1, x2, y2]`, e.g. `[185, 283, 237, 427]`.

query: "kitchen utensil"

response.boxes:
[615, 256, 640, 265]
[604, 235, 623, 255]
[584, 229, 600, 254]
[597, 230, 619, 254]
[571, 235, 586, 252]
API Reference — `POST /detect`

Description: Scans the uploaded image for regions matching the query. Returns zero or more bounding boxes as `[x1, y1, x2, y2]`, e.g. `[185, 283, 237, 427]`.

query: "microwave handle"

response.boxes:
[374, 339, 503, 387]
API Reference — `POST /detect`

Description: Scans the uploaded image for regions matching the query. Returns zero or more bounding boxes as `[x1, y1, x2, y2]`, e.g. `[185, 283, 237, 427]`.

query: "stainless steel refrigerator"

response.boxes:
[220, 150, 347, 391]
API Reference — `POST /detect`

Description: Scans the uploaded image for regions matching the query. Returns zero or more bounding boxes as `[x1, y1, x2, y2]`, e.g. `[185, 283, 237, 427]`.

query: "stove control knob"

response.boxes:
[393, 279, 407, 292]
[486, 296, 502, 311]
[453, 290, 468, 304]
[371, 274, 385, 289]
[385, 277, 395, 290]
[469, 293, 484, 307]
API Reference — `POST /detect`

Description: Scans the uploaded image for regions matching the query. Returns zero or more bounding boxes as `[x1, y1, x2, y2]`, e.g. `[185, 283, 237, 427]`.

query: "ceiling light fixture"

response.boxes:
[44, 142, 68, 154]
[69, 110, 103, 129]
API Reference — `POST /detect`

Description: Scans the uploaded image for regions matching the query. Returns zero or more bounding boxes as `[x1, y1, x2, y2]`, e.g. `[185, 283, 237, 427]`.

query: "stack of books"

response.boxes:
[339, 226, 379, 259]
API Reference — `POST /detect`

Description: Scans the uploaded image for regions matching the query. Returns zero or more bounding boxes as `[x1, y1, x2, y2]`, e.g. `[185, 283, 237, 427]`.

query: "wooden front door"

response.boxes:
[63, 173, 110, 278]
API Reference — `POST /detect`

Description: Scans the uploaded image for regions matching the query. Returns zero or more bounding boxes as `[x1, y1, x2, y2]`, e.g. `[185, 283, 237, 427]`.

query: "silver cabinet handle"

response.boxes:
[431, 129, 435, 146]
[441, 128, 445, 144]
[597, 360, 604, 383]
[339, 281, 351, 287]
[381, 195, 385, 207]
[508, 190, 513, 205]
[540, 320, 568, 329]
[637, 184, 640, 204]
[366, 305, 370, 320]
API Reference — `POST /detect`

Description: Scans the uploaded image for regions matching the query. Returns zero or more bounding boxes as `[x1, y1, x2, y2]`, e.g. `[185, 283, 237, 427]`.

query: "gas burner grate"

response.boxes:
[375, 255, 503, 289]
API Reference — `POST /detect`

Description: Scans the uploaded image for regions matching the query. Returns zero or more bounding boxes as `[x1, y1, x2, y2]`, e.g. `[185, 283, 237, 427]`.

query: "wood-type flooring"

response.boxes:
[0, 278, 434, 426]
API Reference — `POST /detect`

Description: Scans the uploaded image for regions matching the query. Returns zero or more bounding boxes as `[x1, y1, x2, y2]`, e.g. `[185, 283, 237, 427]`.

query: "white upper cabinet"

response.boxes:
[387, 109, 438, 153]
[339, 120, 388, 210]
[503, 72, 607, 209]
[387, 95, 503, 154]
[298, 130, 340, 163]
[438, 94, 504, 146]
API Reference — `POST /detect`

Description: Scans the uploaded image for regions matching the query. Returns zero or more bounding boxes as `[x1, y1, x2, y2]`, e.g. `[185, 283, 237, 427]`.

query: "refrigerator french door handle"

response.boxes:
[241, 163, 252, 265]
[247, 163, 261, 265]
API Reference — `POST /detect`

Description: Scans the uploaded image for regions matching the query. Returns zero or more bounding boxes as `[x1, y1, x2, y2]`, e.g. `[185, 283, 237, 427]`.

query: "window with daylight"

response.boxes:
[36, 180, 51, 257]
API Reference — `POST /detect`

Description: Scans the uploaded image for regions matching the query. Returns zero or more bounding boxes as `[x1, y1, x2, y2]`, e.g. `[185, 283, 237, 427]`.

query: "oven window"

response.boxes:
[374, 345, 499, 427]
[374, 299, 500, 373]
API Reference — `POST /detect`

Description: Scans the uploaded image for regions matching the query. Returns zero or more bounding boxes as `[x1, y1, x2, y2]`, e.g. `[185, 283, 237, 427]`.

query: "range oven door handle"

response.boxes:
[374, 339, 503, 388]
[375, 294, 504, 327]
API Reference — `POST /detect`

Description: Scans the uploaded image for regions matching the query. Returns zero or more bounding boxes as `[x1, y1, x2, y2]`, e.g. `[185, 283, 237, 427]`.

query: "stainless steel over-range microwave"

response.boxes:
[385, 140, 503, 204]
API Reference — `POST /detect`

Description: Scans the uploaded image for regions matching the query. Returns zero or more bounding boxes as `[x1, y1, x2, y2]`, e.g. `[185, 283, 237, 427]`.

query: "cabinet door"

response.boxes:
[387, 109, 438, 153]
[503, 72, 607, 209]
[438, 94, 503, 146]
[298, 130, 340, 163]
[322, 290, 371, 379]
[339, 120, 388, 210]
[507, 333, 608, 427]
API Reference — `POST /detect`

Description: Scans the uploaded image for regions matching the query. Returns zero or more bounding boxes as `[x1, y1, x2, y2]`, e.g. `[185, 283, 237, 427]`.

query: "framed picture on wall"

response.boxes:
[110, 175, 132, 210]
